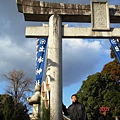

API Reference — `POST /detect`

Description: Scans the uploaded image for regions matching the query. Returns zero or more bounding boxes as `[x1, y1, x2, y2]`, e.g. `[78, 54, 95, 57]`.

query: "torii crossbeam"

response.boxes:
[16, 0, 120, 120]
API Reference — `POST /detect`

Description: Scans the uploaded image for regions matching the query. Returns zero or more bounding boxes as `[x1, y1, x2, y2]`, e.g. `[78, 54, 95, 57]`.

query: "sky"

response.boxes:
[0, 0, 120, 108]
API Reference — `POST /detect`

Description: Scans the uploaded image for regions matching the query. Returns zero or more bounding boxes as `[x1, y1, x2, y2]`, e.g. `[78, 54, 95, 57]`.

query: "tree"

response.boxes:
[77, 72, 120, 120]
[11, 103, 30, 120]
[101, 39, 120, 82]
[101, 60, 120, 82]
[3, 95, 14, 120]
[76, 39, 120, 120]
[0, 94, 30, 120]
[3, 70, 33, 106]
[0, 94, 8, 120]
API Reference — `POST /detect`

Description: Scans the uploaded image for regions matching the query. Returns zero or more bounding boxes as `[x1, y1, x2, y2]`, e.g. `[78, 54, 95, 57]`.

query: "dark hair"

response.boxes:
[71, 94, 78, 99]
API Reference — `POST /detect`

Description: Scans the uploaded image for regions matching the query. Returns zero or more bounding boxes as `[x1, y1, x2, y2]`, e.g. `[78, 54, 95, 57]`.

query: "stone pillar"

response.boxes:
[47, 14, 62, 120]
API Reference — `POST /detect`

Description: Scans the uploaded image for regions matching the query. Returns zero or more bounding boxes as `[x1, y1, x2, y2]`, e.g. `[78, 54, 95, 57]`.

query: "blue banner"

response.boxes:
[109, 39, 120, 63]
[36, 38, 48, 85]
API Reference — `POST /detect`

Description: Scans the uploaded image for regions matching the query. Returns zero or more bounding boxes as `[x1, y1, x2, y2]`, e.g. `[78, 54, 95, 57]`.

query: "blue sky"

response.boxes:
[0, 0, 120, 108]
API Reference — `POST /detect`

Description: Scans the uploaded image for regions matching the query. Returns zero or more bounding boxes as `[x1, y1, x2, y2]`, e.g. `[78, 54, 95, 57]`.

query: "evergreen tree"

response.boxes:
[76, 39, 120, 120]
[3, 95, 14, 120]
[77, 72, 120, 120]
[0, 94, 30, 120]
[0, 94, 6, 120]
[11, 103, 30, 120]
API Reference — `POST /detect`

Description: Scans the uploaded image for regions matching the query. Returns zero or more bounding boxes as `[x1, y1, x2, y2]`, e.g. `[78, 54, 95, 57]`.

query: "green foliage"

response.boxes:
[76, 39, 120, 120]
[11, 103, 30, 120]
[2, 69, 33, 118]
[0, 94, 9, 120]
[0, 94, 30, 120]
[3, 95, 14, 120]
[40, 99, 50, 120]
[77, 72, 120, 120]
[101, 60, 120, 82]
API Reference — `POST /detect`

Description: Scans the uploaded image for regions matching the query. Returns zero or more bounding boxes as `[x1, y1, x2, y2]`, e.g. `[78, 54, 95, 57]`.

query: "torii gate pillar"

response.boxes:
[47, 14, 62, 120]
[16, 0, 120, 120]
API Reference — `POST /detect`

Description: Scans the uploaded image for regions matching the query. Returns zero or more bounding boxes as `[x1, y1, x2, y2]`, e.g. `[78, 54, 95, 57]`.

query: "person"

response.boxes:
[62, 94, 88, 120]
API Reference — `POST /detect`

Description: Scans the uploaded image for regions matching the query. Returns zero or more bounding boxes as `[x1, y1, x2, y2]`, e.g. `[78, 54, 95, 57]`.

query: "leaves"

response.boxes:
[77, 72, 120, 119]
[0, 94, 30, 120]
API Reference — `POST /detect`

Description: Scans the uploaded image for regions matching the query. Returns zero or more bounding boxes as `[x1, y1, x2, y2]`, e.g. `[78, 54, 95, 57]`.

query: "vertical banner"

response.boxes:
[109, 39, 120, 63]
[36, 38, 50, 120]
[36, 38, 48, 85]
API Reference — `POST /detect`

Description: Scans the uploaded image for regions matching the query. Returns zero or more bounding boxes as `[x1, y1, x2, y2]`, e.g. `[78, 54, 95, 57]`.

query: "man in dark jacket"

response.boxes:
[63, 94, 88, 120]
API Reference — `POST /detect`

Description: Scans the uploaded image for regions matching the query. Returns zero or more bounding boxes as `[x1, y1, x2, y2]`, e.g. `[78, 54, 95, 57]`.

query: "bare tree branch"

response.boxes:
[3, 69, 34, 107]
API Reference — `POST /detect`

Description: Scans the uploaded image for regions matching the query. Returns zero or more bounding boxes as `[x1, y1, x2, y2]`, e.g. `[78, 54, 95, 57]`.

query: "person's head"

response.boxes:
[71, 94, 78, 103]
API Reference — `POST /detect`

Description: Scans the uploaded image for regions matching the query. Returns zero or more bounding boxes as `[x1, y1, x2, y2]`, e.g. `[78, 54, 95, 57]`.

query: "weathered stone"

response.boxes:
[29, 104, 40, 120]
[91, 1, 110, 30]
[27, 85, 41, 105]
[27, 85, 41, 120]
[46, 14, 62, 120]
[16, 0, 120, 23]
[25, 26, 120, 38]
[16, 1, 120, 120]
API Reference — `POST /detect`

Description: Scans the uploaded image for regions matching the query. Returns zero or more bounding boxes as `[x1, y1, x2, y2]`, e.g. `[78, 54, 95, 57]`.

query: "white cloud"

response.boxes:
[62, 39, 111, 86]
[0, 36, 111, 87]
[0, 0, 114, 88]
[0, 35, 36, 80]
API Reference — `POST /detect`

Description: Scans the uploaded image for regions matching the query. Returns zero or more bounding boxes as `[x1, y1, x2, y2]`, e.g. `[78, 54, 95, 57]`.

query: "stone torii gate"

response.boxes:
[16, 0, 120, 120]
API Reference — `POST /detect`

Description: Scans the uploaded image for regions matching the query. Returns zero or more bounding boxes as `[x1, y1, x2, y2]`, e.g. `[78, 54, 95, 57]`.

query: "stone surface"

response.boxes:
[25, 26, 120, 38]
[27, 85, 41, 105]
[27, 85, 41, 120]
[16, 0, 120, 23]
[16, 1, 120, 120]
[46, 14, 62, 120]
[91, 1, 110, 30]
[29, 104, 40, 120]
[25, 26, 48, 38]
